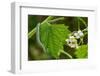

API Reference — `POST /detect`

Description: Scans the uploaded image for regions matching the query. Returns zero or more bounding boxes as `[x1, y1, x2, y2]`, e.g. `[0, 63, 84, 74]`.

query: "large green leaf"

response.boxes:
[40, 22, 70, 58]
[75, 45, 88, 58]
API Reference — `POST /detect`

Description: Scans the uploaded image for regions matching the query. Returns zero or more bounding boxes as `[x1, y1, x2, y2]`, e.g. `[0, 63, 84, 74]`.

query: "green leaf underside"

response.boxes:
[75, 45, 88, 58]
[40, 22, 70, 58]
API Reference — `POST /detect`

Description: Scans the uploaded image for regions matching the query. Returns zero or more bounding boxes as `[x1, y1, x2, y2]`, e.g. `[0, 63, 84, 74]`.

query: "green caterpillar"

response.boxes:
[36, 23, 46, 52]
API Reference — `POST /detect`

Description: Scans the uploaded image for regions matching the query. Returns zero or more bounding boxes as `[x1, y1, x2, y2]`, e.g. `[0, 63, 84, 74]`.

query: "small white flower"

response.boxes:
[78, 30, 84, 37]
[65, 36, 78, 48]
[70, 44, 76, 48]
[69, 36, 75, 39]
[74, 32, 78, 36]
[65, 39, 71, 45]
[74, 32, 80, 39]
[73, 30, 84, 39]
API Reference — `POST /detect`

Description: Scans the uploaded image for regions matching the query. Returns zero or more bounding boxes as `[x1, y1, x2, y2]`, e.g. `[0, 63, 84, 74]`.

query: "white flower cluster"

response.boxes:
[65, 30, 84, 48]
[65, 36, 78, 48]
[73, 30, 84, 39]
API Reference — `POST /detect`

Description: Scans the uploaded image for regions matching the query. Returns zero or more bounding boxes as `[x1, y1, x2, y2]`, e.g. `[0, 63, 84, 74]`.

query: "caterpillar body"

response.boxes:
[36, 23, 46, 52]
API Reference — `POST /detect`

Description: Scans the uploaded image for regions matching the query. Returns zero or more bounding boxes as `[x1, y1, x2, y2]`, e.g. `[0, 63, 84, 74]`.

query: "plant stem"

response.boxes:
[78, 17, 87, 27]
[42, 16, 54, 24]
[79, 39, 82, 45]
[28, 16, 53, 39]
[81, 38, 83, 45]
[82, 27, 88, 32]
[48, 17, 64, 23]
[84, 32, 88, 36]
[61, 50, 72, 59]
[28, 27, 36, 39]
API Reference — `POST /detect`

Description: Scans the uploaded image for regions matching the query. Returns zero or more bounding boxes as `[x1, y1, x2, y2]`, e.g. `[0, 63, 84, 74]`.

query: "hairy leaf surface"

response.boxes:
[40, 22, 70, 58]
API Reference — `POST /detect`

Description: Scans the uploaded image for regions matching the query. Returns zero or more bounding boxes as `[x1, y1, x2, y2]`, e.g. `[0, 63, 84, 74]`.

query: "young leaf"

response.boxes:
[75, 45, 88, 58]
[40, 22, 70, 58]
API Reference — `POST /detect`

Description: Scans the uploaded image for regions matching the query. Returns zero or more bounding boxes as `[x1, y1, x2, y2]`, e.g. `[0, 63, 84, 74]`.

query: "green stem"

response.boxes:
[79, 39, 82, 45]
[82, 27, 88, 32]
[42, 16, 54, 24]
[48, 17, 64, 23]
[61, 50, 72, 59]
[79, 37, 84, 45]
[28, 27, 36, 39]
[78, 17, 87, 27]
[84, 32, 88, 36]
[28, 16, 53, 39]
[81, 38, 83, 45]
[82, 27, 88, 36]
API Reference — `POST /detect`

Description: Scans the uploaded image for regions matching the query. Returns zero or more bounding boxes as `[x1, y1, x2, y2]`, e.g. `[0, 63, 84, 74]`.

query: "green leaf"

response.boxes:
[40, 22, 70, 58]
[75, 45, 88, 58]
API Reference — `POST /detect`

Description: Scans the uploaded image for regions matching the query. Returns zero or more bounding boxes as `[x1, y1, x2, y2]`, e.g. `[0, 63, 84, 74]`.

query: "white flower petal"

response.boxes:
[69, 36, 75, 39]
[70, 44, 76, 48]
[78, 30, 82, 33]
[79, 32, 84, 37]
[74, 32, 78, 36]
[76, 35, 80, 39]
